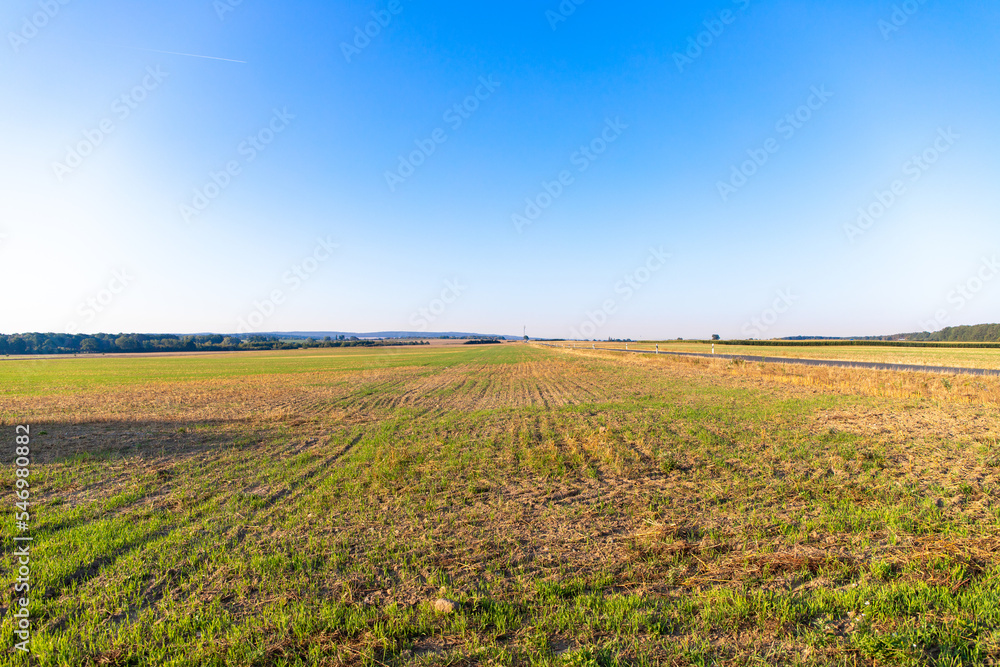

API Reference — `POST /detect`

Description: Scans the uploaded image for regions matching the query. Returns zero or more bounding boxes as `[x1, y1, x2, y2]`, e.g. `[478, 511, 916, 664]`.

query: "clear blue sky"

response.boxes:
[3, 0, 999, 339]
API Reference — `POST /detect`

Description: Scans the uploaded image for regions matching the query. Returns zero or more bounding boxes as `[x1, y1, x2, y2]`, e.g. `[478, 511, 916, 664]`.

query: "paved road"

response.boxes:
[547, 344, 1000, 377]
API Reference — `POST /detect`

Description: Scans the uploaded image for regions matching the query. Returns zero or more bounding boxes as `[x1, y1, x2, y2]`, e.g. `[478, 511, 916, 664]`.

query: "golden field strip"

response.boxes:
[584, 341, 1000, 372]
[3, 344, 1000, 665]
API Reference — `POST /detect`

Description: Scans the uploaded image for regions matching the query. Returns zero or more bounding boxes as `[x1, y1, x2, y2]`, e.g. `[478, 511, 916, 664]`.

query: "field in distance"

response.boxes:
[582, 340, 1000, 371]
[3, 344, 1000, 665]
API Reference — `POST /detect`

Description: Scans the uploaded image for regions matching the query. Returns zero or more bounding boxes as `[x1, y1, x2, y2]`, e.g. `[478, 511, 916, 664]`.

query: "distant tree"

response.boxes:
[80, 338, 100, 352]
[26, 333, 43, 352]
[711, 334, 720, 341]
[116, 335, 140, 351]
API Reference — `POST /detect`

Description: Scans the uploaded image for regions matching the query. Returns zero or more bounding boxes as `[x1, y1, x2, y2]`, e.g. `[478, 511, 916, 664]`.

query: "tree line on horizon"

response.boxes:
[0, 333, 429, 355]
[728, 323, 1000, 347]
[900, 323, 1000, 342]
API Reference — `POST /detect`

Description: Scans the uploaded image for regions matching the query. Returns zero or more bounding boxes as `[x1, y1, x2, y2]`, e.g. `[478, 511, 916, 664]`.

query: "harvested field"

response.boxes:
[3, 344, 1000, 665]
[606, 341, 1000, 371]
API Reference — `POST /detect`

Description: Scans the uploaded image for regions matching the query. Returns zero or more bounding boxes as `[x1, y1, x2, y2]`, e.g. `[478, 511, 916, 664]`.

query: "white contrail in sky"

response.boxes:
[78, 41, 246, 63]
[121, 47, 246, 63]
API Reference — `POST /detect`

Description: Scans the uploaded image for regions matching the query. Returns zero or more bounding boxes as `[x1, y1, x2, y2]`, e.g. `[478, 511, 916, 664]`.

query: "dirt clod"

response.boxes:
[433, 598, 458, 613]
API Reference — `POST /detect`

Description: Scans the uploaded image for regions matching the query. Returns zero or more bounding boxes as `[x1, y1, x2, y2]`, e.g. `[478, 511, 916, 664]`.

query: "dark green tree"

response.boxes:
[115, 335, 139, 351]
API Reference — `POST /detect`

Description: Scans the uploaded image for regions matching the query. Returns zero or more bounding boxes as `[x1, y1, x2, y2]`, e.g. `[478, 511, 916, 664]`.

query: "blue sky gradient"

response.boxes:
[3, 0, 999, 339]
